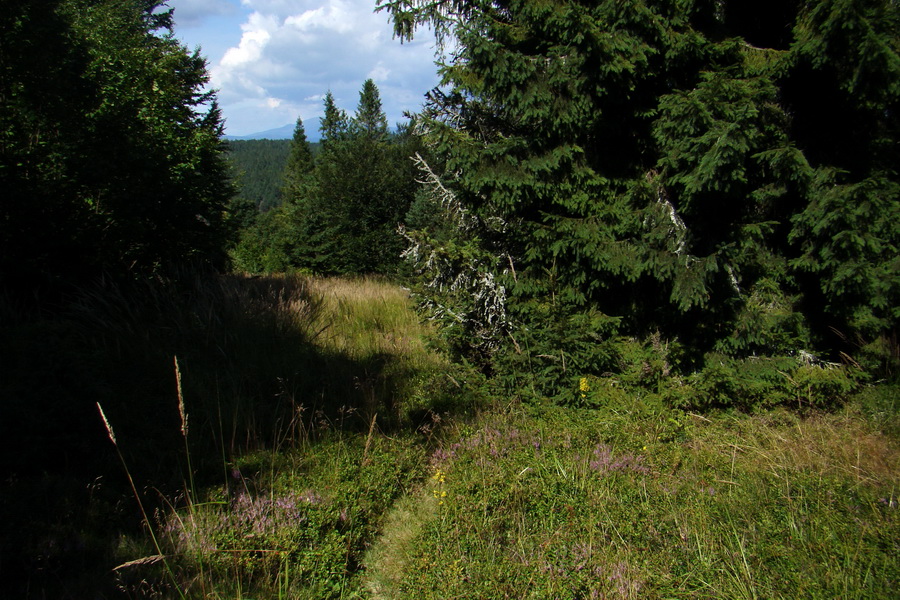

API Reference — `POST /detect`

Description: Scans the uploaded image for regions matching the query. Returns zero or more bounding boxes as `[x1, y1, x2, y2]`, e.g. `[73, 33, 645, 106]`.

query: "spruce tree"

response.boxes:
[354, 78, 390, 139]
[320, 91, 349, 148]
[1, 0, 232, 294]
[282, 116, 315, 203]
[379, 0, 900, 386]
[303, 81, 420, 275]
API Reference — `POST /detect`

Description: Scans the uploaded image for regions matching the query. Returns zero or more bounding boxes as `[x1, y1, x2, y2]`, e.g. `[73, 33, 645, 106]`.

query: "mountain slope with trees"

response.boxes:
[231, 80, 423, 276]
[226, 139, 293, 214]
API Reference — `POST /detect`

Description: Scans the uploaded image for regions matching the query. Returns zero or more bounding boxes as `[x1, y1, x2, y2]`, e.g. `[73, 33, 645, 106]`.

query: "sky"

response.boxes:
[167, 0, 442, 138]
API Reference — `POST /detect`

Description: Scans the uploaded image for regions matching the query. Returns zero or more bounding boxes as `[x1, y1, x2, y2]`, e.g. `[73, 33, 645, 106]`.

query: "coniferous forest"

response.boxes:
[1, 1, 898, 598]
[226, 139, 294, 214]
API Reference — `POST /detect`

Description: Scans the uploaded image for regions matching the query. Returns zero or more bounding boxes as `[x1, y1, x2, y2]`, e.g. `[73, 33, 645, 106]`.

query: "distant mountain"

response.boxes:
[225, 123, 321, 142]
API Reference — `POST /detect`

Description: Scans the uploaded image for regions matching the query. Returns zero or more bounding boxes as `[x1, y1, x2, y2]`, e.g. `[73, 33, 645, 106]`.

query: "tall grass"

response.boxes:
[0, 271, 465, 598]
[102, 275, 462, 599]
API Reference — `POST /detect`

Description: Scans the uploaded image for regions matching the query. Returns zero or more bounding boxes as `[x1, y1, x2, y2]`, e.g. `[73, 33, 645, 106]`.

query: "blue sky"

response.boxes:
[168, 0, 441, 137]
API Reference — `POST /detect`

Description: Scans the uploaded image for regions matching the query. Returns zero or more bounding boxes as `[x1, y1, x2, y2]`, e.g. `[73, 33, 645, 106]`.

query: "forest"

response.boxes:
[226, 139, 294, 214]
[1, 0, 898, 598]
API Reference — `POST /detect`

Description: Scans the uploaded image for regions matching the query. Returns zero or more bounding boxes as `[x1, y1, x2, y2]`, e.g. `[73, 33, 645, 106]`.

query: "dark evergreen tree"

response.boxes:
[231, 84, 421, 276]
[320, 90, 349, 148]
[354, 78, 390, 139]
[282, 117, 315, 203]
[378, 0, 900, 386]
[0, 0, 232, 296]
[261, 82, 422, 275]
[316, 81, 421, 274]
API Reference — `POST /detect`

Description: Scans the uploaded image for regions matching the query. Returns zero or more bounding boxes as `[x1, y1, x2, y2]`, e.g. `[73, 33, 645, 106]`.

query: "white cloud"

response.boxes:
[368, 62, 391, 82]
[220, 12, 276, 68]
[200, 0, 440, 137]
[284, 1, 355, 34]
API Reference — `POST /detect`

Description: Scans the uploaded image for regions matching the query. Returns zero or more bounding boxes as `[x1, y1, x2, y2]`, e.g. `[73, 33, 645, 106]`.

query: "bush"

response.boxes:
[662, 354, 860, 411]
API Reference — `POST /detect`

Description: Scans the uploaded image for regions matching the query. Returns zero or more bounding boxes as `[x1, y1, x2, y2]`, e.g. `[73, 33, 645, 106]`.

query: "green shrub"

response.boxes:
[662, 354, 859, 411]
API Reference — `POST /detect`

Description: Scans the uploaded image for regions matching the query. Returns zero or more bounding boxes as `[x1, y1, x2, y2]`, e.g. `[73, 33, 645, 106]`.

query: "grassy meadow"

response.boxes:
[1, 274, 897, 598]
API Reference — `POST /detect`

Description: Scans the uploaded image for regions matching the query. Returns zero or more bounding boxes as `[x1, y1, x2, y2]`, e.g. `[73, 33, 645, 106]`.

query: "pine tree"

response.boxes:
[354, 78, 390, 139]
[319, 91, 349, 148]
[379, 0, 900, 385]
[310, 81, 420, 274]
[282, 117, 315, 202]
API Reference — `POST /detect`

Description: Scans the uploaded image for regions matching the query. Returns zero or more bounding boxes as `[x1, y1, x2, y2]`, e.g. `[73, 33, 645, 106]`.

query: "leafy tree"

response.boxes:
[0, 0, 232, 296]
[378, 0, 900, 387]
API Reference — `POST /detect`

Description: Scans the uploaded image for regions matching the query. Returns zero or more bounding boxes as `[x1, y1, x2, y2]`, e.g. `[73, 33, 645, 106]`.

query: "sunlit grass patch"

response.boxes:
[302, 275, 473, 429]
[308, 276, 435, 360]
[366, 398, 900, 599]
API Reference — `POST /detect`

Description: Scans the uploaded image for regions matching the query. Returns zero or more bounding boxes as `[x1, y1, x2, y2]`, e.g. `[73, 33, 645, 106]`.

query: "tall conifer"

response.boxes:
[283, 116, 314, 202]
[320, 91, 348, 148]
[379, 0, 900, 383]
[354, 79, 390, 139]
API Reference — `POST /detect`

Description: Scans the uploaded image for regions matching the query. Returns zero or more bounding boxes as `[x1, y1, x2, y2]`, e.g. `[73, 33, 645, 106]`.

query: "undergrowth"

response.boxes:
[2, 273, 897, 599]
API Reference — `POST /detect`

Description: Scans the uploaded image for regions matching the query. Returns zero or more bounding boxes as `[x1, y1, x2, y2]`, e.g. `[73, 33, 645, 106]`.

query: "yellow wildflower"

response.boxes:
[432, 468, 448, 505]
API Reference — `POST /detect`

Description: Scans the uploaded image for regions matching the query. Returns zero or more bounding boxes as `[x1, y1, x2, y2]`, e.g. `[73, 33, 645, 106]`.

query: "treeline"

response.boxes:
[230, 80, 422, 276]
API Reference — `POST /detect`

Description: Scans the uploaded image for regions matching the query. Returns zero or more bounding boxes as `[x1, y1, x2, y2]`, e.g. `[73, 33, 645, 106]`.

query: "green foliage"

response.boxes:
[226, 139, 293, 214]
[240, 81, 422, 276]
[662, 353, 860, 411]
[0, 0, 232, 294]
[381, 0, 900, 392]
[790, 175, 900, 350]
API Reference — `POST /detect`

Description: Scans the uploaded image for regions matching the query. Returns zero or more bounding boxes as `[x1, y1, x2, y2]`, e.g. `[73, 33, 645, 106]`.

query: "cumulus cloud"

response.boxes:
[197, 0, 440, 136]
[368, 62, 391, 82]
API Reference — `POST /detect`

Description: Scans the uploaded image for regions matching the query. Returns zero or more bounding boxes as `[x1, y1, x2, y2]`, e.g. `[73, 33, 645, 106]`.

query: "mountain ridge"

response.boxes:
[225, 123, 321, 142]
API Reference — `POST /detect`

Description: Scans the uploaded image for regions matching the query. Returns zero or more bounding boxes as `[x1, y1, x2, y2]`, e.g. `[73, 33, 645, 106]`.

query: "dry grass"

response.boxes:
[691, 408, 900, 489]
[307, 276, 446, 367]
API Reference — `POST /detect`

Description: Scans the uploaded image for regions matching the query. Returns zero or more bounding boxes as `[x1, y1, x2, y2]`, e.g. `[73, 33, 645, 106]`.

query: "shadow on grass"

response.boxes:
[0, 271, 470, 599]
